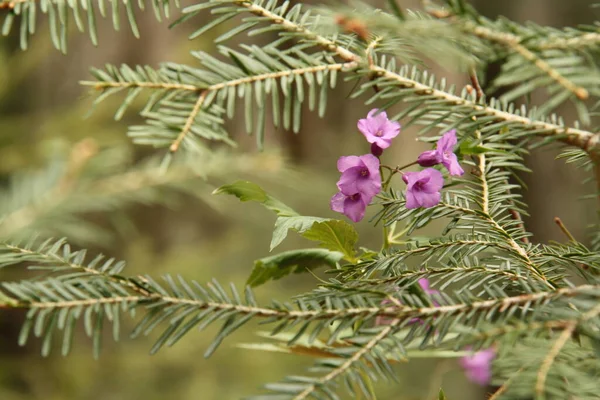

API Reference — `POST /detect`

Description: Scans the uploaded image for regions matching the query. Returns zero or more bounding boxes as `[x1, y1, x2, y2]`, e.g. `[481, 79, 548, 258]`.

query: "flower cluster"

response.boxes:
[331, 109, 464, 221]
[330, 110, 399, 222]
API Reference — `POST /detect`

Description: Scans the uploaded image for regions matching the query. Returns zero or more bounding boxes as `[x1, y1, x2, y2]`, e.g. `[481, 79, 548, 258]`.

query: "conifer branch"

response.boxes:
[293, 322, 399, 400]
[170, 91, 208, 153]
[535, 323, 575, 397]
[472, 131, 551, 286]
[535, 303, 600, 396]
[537, 32, 600, 50]
[230, 0, 598, 154]
[4, 282, 598, 319]
[464, 23, 589, 100]
[0, 242, 152, 296]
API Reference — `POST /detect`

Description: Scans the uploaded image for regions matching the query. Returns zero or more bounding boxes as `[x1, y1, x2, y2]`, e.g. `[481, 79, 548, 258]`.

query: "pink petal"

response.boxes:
[402, 171, 419, 187]
[415, 189, 441, 208]
[421, 168, 444, 193]
[356, 178, 381, 201]
[337, 156, 362, 172]
[417, 150, 442, 167]
[437, 129, 457, 152]
[359, 154, 381, 176]
[357, 119, 373, 137]
[343, 195, 367, 222]
[466, 367, 492, 386]
[443, 153, 464, 176]
[337, 167, 362, 195]
[373, 137, 392, 149]
[330, 192, 346, 213]
[405, 189, 419, 209]
[367, 108, 379, 118]
[381, 120, 401, 140]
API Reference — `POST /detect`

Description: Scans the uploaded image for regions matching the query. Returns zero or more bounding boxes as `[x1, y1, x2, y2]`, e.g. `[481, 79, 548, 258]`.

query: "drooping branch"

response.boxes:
[229, 0, 599, 154]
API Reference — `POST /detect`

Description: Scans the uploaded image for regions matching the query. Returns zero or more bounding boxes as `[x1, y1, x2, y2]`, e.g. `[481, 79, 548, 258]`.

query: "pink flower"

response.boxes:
[330, 192, 369, 223]
[336, 154, 381, 201]
[417, 129, 464, 176]
[460, 347, 496, 386]
[357, 109, 401, 150]
[331, 154, 381, 222]
[402, 168, 444, 209]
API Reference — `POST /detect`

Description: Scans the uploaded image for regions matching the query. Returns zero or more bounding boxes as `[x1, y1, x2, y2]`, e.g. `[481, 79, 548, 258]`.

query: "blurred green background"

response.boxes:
[0, 0, 598, 399]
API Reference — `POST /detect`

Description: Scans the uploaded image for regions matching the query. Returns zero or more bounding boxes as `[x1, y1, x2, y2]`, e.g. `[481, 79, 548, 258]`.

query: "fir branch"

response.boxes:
[170, 91, 208, 153]
[293, 321, 399, 400]
[538, 32, 600, 50]
[535, 323, 576, 397]
[229, 0, 598, 152]
[4, 277, 600, 324]
[535, 303, 600, 397]
[464, 23, 589, 100]
[0, 0, 179, 52]
[474, 135, 549, 285]
[0, 240, 151, 296]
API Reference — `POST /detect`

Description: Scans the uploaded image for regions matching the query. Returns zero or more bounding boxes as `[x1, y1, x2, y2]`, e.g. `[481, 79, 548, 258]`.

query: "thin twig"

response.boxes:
[469, 67, 484, 101]
[170, 91, 208, 153]
[535, 324, 575, 397]
[538, 32, 600, 50]
[554, 217, 576, 242]
[509, 209, 529, 244]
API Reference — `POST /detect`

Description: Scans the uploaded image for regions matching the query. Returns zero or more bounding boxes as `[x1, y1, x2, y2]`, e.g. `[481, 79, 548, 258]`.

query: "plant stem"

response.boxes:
[380, 161, 419, 250]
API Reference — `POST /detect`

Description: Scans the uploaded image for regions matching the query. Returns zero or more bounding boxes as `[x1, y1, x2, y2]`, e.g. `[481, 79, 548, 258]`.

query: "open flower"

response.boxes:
[417, 129, 464, 176]
[460, 347, 496, 386]
[402, 168, 444, 209]
[330, 192, 368, 222]
[336, 154, 381, 201]
[357, 109, 401, 150]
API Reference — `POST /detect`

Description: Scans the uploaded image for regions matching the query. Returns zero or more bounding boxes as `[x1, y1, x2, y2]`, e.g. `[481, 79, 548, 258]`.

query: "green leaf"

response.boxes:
[271, 216, 326, 251]
[302, 220, 358, 262]
[213, 180, 298, 217]
[439, 388, 448, 400]
[458, 140, 493, 155]
[247, 249, 343, 287]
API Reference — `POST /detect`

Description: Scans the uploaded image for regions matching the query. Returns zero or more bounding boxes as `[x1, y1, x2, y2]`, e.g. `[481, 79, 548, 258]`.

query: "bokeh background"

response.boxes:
[0, 0, 598, 399]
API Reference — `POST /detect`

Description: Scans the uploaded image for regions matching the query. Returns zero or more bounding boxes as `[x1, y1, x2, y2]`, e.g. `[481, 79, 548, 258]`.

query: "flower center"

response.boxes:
[375, 130, 383, 137]
[349, 193, 360, 201]
[360, 168, 369, 177]
[443, 151, 452, 159]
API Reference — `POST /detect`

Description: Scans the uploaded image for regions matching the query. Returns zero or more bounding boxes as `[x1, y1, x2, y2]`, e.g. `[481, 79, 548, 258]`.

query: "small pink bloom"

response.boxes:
[402, 168, 444, 209]
[460, 347, 496, 386]
[357, 109, 401, 150]
[330, 192, 368, 223]
[417, 129, 464, 176]
[336, 154, 381, 201]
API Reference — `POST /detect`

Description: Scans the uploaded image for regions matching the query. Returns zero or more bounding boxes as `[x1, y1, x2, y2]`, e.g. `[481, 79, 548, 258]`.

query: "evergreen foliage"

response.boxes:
[2, 0, 600, 398]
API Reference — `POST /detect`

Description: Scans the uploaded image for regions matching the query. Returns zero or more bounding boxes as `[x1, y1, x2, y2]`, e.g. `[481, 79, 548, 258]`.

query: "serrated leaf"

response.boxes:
[302, 220, 358, 262]
[271, 216, 326, 250]
[247, 248, 343, 287]
[213, 180, 298, 217]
